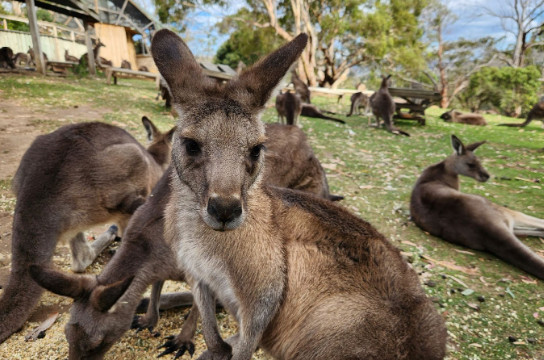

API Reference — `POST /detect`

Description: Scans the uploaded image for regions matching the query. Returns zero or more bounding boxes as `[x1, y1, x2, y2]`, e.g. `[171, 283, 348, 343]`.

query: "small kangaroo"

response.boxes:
[64, 49, 79, 62]
[29, 122, 344, 360]
[121, 60, 132, 69]
[347, 91, 370, 117]
[275, 91, 302, 125]
[369, 75, 410, 136]
[410, 135, 544, 279]
[0, 117, 176, 344]
[138, 65, 149, 72]
[152, 29, 446, 359]
[13, 52, 31, 67]
[499, 97, 544, 128]
[440, 109, 487, 126]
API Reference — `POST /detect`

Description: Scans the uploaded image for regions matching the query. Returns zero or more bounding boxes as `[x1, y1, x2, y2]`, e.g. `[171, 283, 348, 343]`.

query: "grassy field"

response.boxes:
[0, 73, 543, 359]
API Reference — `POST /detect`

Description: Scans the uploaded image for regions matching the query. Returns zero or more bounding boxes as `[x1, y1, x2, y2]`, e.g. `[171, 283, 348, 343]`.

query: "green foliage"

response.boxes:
[461, 66, 542, 116]
[154, 0, 226, 30]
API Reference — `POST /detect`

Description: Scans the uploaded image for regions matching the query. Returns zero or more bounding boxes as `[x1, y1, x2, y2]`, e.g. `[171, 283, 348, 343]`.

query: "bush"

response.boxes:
[459, 66, 542, 117]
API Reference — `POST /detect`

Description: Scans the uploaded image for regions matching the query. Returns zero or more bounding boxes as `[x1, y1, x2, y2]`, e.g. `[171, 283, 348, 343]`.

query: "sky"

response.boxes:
[132, 0, 533, 58]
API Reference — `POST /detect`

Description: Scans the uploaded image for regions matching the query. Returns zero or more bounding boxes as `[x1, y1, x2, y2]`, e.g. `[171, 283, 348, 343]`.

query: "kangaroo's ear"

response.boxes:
[29, 265, 96, 299]
[142, 116, 158, 142]
[151, 29, 215, 105]
[226, 33, 308, 111]
[451, 134, 465, 155]
[466, 140, 486, 152]
[165, 126, 177, 143]
[90, 276, 134, 312]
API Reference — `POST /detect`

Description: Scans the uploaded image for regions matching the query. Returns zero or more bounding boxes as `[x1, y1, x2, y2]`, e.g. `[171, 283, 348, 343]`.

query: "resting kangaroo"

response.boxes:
[0, 117, 175, 344]
[440, 109, 487, 126]
[152, 29, 446, 359]
[275, 91, 302, 125]
[29, 122, 343, 359]
[410, 135, 544, 280]
[369, 75, 410, 136]
[499, 97, 544, 128]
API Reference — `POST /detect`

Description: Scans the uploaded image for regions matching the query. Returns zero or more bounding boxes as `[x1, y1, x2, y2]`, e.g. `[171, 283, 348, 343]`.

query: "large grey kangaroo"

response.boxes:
[410, 135, 544, 279]
[275, 91, 302, 125]
[152, 29, 446, 359]
[0, 117, 175, 344]
[29, 122, 344, 360]
[369, 75, 410, 136]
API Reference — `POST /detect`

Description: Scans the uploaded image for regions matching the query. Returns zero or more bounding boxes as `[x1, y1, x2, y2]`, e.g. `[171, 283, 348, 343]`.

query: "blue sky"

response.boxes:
[135, 0, 525, 58]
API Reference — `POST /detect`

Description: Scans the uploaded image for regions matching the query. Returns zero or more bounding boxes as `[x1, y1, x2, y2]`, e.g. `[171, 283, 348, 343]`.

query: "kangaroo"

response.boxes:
[0, 117, 176, 344]
[64, 49, 79, 62]
[141, 29, 447, 359]
[291, 69, 311, 103]
[79, 39, 105, 66]
[0, 47, 15, 69]
[410, 135, 544, 279]
[29, 122, 344, 360]
[499, 97, 544, 128]
[347, 91, 370, 117]
[138, 65, 149, 72]
[13, 52, 31, 67]
[275, 91, 302, 125]
[440, 109, 487, 126]
[28, 46, 49, 66]
[157, 76, 173, 109]
[121, 59, 132, 69]
[300, 103, 345, 124]
[369, 75, 410, 136]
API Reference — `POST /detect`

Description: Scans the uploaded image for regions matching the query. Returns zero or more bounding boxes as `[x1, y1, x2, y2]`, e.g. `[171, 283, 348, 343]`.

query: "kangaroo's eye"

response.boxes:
[250, 144, 264, 161]
[184, 139, 201, 156]
[467, 163, 476, 169]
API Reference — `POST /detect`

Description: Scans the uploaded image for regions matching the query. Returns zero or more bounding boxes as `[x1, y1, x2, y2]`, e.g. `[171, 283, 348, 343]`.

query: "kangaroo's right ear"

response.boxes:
[29, 265, 97, 299]
[451, 135, 465, 155]
[142, 116, 158, 142]
[151, 29, 216, 106]
[90, 276, 134, 312]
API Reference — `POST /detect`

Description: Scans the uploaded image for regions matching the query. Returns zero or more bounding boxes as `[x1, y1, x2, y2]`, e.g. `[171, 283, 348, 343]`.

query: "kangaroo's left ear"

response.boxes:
[451, 134, 465, 155]
[466, 141, 486, 152]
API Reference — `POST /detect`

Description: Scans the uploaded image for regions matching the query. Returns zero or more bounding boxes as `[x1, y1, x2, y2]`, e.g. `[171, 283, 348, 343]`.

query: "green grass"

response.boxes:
[1, 74, 543, 359]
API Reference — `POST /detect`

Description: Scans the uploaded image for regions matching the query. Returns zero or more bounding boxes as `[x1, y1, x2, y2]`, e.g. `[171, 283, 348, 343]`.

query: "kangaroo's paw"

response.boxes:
[131, 314, 158, 333]
[158, 334, 196, 359]
[196, 348, 232, 360]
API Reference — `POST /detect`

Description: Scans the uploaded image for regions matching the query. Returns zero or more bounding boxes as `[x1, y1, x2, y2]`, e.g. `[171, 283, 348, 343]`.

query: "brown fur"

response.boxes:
[151, 29, 446, 359]
[13, 52, 31, 67]
[29, 122, 344, 359]
[27, 46, 48, 66]
[410, 135, 544, 279]
[121, 60, 132, 69]
[275, 91, 302, 125]
[0, 47, 15, 69]
[300, 103, 345, 124]
[440, 109, 487, 126]
[347, 91, 370, 117]
[291, 69, 311, 103]
[369, 75, 410, 136]
[0, 117, 175, 344]
[138, 65, 149, 72]
[79, 39, 105, 67]
[64, 49, 79, 62]
[499, 98, 544, 127]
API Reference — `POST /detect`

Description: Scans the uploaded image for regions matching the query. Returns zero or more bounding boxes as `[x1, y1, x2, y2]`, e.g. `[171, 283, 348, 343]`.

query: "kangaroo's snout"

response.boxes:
[207, 196, 243, 229]
[478, 171, 490, 182]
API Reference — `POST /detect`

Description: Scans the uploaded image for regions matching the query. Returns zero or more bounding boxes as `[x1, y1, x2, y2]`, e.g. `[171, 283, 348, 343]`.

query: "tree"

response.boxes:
[485, 0, 544, 67]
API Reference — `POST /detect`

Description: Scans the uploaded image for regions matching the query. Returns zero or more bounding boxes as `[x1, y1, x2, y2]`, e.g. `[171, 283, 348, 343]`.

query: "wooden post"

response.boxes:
[84, 21, 96, 76]
[3, 19, 7, 30]
[25, 0, 46, 75]
[53, 25, 61, 60]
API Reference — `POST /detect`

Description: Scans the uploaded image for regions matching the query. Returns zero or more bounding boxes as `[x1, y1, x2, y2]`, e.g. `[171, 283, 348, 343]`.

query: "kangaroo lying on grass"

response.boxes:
[410, 135, 544, 280]
[30, 121, 344, 359]
[275, 91, 302, 125]
[154, 29, 446, 359]
[369, 75, 410, 136]
[440, 109, 487, 126]
[347, 91, 370, 117]
[499, 97, 544, 128]
[0, 117, 175, 344]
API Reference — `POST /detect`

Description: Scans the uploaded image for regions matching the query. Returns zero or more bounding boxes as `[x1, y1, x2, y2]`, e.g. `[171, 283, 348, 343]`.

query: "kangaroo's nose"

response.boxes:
[207, 197, 243, 224]
[480, 172, 490, 182]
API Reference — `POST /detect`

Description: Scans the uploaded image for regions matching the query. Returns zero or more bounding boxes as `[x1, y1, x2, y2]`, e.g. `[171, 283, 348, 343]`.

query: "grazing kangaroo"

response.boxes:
[29, 122, 344, 360]
[0, 47, 15, 69]
[347, 91, 370, 117]
[410, 135, 544, 280]
[64, 49, 79, 62]
[152, 29, 447, 359]
[121, 60, 132, 69]
[275, 91, 302, 125]
[499, 98, 544, 128]
[0, 117, 176, 344]
[440, 109, 487, 126]
[369, 75, 410, 136]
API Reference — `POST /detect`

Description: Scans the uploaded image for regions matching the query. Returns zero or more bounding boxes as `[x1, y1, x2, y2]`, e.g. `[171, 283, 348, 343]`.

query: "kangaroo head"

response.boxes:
[440, 109, 453, 121]
[449, 134, 489, 182]
[152, 29, 308, 231]
[380, 74, 392, 89]
[29, 265, 134, 360]
[142, 116, 176, 168]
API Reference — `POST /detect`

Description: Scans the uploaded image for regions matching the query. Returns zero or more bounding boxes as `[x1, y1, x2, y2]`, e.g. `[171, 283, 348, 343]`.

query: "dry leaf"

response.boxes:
[421, 255, 480, 275]
[454, 249, 476, 256]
